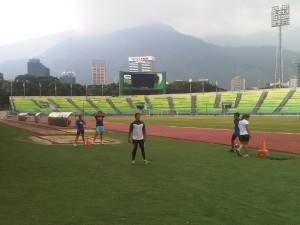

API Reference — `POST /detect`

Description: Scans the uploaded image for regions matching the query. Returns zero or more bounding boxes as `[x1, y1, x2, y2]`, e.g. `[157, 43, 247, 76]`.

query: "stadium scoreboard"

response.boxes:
[119, 71, 166, 95]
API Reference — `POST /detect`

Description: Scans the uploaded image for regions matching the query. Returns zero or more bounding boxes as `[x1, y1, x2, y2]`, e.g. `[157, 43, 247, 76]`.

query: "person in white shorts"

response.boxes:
[236, 114, 251, 158]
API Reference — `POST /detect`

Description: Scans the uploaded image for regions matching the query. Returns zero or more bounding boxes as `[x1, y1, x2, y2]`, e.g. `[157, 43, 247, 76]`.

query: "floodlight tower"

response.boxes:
[271, 4, 290, 88]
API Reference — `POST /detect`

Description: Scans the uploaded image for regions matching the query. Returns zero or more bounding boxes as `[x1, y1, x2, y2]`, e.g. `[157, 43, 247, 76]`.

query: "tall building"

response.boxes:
[92, 61, 106, 85]
[0, 73, 3, 81]
[27, 59, 50, 77]
[60, 72, 76, 84]
[128, 56, 155, 72]
[231, 75, 246, 91]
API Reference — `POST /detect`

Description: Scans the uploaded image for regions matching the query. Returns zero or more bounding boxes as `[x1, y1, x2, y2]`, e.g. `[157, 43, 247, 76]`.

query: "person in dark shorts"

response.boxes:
[236, 114, 251, 157]
[74, 114, 85, 146]
[128, 113, 149, 165]
[230, 112, 240, 151]
[93, 111, 106, 144]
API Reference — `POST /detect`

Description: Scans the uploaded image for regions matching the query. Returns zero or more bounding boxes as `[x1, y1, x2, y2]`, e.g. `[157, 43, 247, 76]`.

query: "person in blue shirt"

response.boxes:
[74, 114, 86, 146]
[230, 112, 240, 151]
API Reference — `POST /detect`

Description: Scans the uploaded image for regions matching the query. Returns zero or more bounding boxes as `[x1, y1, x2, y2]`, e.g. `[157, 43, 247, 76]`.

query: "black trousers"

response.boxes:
[132, 140, 145, 160]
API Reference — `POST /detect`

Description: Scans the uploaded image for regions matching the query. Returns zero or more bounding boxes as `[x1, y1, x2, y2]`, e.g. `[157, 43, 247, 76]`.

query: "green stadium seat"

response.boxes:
[258, 89, 289, 114]
[90, 97, 116, 114]
[71, 97, 97, 114]
[32, 97, 55, 113]
[196, 93, 221, 114]
[172, 95, 191, 114]
[50, 97, 80, 113]
[281, 90, 300, 114]
[13, 97, 41, 113]
[229, 90, 262, 113]
[110, 97, 138, 114]
[148, 96, 170, 114]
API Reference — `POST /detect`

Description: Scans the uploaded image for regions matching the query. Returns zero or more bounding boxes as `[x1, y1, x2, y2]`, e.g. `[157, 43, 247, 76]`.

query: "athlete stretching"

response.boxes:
[93, 111, 106, 144]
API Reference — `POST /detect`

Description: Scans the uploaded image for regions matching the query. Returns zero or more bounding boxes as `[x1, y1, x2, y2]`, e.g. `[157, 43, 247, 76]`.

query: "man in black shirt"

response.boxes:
[93, 111, 106, 144]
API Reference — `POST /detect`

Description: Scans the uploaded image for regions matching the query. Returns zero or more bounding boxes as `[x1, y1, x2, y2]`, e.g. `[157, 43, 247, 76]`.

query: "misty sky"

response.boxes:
[0, 0, 299, 46]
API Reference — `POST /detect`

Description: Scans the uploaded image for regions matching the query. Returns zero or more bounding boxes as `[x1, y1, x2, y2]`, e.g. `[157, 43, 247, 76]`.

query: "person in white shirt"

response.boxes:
[236, 114, 251, 157]
[128, 113, 149, 165]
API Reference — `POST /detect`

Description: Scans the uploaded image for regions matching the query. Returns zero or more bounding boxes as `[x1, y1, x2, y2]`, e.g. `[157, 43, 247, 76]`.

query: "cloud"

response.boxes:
[77, 0, 300, 38]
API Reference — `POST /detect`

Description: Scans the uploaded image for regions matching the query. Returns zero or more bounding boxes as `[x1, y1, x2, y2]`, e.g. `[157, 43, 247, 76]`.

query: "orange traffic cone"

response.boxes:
[85, 137, 94, 146]
[258, 139, 269, 157]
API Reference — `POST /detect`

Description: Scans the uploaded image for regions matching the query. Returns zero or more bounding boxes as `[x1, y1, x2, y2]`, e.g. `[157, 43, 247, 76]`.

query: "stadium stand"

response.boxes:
[281, 90, 300, 114]
[11, 88, 300, 115]
[258, 89, 289, 114]
[32, 97, 55, 113]
[71, 97, 96, 114]
[196, 93, 222, 114]
[147, 95, 170, 114]
[13, 98, 40, 113]
[229, 90, 263, 113]
[90, 97, 116, 114]
[50, 97, 80, 113]
[220, 92, 237, 106]
[172, 95, 192, 114]
[110, 97, 137, 114]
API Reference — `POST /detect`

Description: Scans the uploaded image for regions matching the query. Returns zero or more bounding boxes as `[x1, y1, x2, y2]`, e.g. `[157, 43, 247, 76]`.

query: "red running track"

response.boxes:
[86, 122, 300, 154]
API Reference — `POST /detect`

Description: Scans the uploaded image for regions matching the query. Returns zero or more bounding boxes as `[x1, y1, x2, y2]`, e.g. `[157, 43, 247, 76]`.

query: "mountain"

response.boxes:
[205, 27, 300, 53]
[0, 31, 74, 62]
[1, 24, 299, 88]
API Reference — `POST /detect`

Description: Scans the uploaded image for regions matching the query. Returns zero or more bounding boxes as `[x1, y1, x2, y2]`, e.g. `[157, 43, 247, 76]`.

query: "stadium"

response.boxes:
[10, 88, 300, 115]
[2, 2, 300, 225]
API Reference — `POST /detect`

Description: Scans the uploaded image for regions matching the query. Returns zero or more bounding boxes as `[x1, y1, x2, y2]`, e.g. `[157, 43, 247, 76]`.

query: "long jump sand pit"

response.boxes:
[25, 128, 121, 145]
[29, 135, 121, 145]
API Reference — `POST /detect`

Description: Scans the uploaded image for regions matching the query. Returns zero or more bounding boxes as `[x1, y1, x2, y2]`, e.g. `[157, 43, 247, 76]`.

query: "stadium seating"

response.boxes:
[220, 92, 237, 107]
[32, 97, 55, 113]
[281, 90, 300, 114]
[172, 95, 191, 114]
[131, 96, 146, 106]
[50, 97, 80, 113]
[11, 88, 300, 115]
[71, 97, 97, 114]
[110, 97, 138, 114]
[90, 97, 116, 114]
[258, 89, 289, 114]
[147, 95, 170, 114]
[13, 98, 41, 113]
[229, 90, 262, 113]
[196, 93, 221, 114]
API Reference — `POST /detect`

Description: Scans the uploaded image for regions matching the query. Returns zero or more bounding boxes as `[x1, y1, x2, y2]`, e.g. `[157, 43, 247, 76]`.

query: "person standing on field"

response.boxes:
[94, 111, 106, 144]
[236, 114, 251, 158]
[230, 112, 240, 151]
[74, 114, 86, 147]
[128, 113, 149, 165]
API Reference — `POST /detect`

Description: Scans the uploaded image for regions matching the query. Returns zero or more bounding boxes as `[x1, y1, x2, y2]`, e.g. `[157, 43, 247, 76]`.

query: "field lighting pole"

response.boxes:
[23, 81, 26, 97]
[70, 83, 73, 96]
[10, 80, 13, 97]
[39, 82, 42, 96]
[272, 4, 290, 88]
[189, 79, 192, 93]
[54, 83, 57, 96]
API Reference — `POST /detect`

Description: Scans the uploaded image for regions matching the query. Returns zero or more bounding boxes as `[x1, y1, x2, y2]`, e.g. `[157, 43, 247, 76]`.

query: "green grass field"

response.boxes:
[103, 115, 300, 133]
[1, 122, 300, 225]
